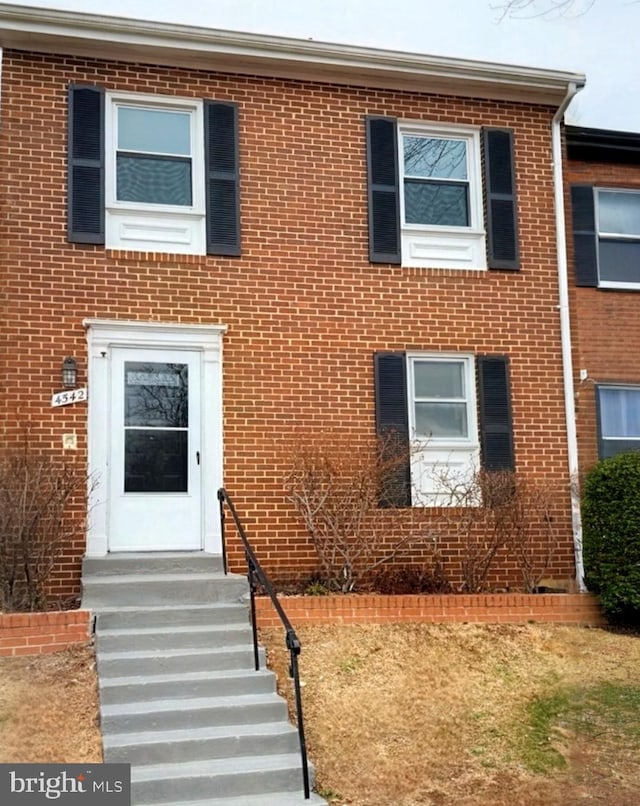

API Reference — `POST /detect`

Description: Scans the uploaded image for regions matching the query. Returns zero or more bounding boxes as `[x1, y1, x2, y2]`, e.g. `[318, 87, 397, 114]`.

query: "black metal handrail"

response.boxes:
[217, 487, 311, 800]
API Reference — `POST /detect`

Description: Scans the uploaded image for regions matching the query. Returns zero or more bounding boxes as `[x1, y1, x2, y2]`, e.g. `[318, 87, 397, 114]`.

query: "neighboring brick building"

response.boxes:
[566, 127, 640, 472]
[0, 6, 586, 600]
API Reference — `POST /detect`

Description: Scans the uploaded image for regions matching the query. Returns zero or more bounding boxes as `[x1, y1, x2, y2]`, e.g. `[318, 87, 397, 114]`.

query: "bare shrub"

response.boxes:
[283, 435, 445, 592]
[0, 451, 85, 611]
[437, 468, 561, 592]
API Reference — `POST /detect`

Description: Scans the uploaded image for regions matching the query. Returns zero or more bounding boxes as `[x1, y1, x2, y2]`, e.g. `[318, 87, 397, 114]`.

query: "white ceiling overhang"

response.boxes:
[0, 4, 585, 105]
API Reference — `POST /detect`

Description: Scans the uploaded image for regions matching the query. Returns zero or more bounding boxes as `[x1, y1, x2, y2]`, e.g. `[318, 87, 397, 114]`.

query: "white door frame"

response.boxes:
[84, 319, 227, 556]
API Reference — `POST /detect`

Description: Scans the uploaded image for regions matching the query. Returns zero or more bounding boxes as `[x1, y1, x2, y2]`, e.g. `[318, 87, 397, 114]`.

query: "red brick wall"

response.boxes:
[0, 610, 91, 656]
[565, 156, 640, 472]
[0, 51, 577, 598]
[256, 593, 605, 627]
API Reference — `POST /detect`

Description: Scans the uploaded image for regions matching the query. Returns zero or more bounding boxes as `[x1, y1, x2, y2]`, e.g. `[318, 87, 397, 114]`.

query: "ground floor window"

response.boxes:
[597, 384, 640, 458]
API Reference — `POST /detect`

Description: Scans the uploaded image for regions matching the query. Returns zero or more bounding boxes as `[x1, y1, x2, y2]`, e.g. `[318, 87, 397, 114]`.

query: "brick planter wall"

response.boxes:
[0, 610, 92, 657]
[255, 593, 606, 629]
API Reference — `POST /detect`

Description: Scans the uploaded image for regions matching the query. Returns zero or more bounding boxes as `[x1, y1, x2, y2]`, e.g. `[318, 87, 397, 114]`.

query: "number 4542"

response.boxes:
[51, 388, 87, 407]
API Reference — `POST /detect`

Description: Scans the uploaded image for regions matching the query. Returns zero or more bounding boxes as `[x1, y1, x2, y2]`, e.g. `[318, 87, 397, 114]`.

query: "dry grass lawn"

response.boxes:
[0, 645, 102, 763]
[1, 625, 639, 806]
[261, 623, 640, 806]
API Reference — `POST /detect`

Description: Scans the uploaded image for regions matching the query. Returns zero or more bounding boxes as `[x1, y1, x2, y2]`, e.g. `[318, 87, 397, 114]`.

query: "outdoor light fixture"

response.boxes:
[61, 357, 77, 388]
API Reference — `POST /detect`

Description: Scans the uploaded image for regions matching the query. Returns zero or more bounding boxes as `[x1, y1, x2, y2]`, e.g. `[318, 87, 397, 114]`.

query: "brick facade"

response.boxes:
[566, 144, 640, 473]
[0, 49, 578, 600]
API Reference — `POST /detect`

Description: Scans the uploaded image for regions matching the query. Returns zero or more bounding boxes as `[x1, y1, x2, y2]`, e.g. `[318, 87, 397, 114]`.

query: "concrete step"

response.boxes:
[96, 622, 253, 653]
[83, 552, 225, 576]
[82, 572, 248, 607]
[101, 693, 288, 733]
[96, 646, 265, 677]
[96, 603, 248, 630]
[131, 754, 311, 803]
[99, 668, 276, 705]
[103, 721, 300, 765]
[178, 794, 327, 806]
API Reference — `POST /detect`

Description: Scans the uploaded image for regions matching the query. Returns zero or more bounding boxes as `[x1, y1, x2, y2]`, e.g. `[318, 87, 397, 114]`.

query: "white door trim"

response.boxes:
[84, 319, 227, 556]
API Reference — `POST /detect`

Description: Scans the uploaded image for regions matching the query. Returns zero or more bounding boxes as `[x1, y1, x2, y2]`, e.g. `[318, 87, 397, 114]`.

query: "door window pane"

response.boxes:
[125, 362, 188, 427]
[124, 430, 188, 492]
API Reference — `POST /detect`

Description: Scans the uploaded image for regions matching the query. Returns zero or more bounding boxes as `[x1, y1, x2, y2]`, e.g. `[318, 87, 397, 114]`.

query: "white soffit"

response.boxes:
[0, 4, 585, 105]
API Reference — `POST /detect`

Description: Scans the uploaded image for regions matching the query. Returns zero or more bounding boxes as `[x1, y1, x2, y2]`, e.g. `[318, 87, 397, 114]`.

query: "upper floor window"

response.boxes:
[596, 189, 640, 288]
[571, 185, 640, 289]
[114, 105, 196, 207]
[401, 133, 473, 228]
[597, 385, 640, 458]
[105, 94, 205, 252]
[68, 84, 240, 257]
[367, 117, 519, 272]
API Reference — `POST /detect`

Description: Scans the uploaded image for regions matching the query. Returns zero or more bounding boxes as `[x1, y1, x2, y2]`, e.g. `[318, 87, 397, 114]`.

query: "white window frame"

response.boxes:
[595, 187, 640, 290]
[407, 353, 480, 506]
[105, 92, 206, 255]
[398, 122, 486, 271]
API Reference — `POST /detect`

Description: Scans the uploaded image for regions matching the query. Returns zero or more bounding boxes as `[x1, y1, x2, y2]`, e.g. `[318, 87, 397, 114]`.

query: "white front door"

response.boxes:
[108, 347, 202, 551]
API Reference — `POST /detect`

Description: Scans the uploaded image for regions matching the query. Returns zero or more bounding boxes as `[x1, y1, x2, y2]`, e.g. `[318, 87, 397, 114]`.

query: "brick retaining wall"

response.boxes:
[255, 593, 606, 628]
[0, 610, 92, 656]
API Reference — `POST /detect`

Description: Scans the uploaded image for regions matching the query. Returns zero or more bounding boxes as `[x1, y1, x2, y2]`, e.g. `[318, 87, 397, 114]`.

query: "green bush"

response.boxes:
[582, 451, 640, 626]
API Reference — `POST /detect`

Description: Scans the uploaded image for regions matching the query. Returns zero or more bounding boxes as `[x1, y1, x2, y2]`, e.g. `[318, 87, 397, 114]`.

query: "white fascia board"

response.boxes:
[0, 4, 585, 105]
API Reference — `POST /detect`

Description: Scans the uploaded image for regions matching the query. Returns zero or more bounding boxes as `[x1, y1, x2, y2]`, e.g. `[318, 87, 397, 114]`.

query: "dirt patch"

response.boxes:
[261, 623, 640, 806]
[0, 645, 102, 763]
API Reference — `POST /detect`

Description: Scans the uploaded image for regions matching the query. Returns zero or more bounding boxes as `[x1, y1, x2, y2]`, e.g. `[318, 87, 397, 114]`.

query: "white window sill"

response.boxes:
[598, 280, 640, 291]
[106, 207, 206, 255]
[401, 227, 487, 270]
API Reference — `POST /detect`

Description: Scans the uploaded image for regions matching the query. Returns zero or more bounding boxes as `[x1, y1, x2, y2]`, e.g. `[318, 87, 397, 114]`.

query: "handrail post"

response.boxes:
[217, 488, 228, 575]
[247, 556, 260, 672]
[288, 632, 311, 800]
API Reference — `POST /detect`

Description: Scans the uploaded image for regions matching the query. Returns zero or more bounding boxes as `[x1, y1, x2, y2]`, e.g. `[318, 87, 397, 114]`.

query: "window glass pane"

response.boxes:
[600, 387, 640, 437]
[124, 430, 188, 492]
[598, 240, 640, 284]
[118, 107, 191, 155]
[404, 181, 469, 226]
[415, 402, 468, 438]
[403, 136, 467, 180]
[125, 362, 188, 428]
[117, 155, 192, 206]
[598, 191, 640, 235]
[414, 361, 464, 398]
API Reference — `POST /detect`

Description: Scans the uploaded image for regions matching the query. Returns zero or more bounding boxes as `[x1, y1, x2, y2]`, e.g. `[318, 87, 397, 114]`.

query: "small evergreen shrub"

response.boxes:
[582, 451, 640, 626]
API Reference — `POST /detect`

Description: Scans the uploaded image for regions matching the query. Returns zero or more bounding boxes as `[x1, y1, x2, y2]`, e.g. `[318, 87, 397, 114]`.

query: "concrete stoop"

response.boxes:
[82, 553, 326, 806]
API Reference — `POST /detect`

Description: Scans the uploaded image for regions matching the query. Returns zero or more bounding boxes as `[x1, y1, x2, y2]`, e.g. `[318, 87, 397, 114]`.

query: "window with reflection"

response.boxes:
[411, 358, 470, 441]
[402, 135, 470, 227]
[123, 362, 189, 493]
[115, 106, 193, 207]
[597, 385, 640, 458]
[596, 189, 640, 286]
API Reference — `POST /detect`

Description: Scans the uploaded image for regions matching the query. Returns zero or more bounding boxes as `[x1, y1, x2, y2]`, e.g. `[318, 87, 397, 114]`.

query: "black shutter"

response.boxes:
[477, 355, 515, 471]
[374, 352, 411, 506]
[205, 101, 240, 256]
[366, 116, 401, 264]
[483, 128, 519, 270]
[571, 185, 598, 287]
[68, 84, 104, 244]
